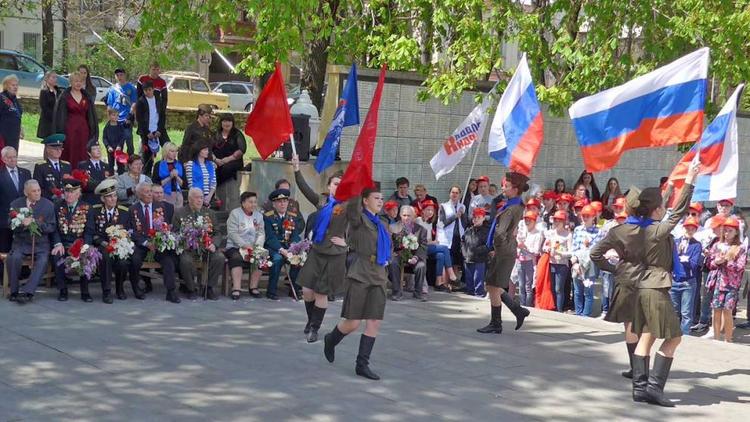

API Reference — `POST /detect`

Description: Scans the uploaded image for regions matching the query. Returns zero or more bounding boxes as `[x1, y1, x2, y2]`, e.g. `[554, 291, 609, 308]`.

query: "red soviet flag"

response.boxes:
[244, 62, 293, 160]
[334, 64, 387, 202]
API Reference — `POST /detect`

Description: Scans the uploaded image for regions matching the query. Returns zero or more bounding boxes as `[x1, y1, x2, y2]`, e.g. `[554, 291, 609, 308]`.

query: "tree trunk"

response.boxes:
[301, 38, 329, 112]
[61, 0, 69, 62]
[41, 2, 54, 66]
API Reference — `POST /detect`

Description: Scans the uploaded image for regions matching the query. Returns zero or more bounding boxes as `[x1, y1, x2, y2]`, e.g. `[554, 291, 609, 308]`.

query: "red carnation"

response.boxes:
[52, 188, 63, 197]
[71, 169, 90, 187]
[202, 232, 213, 248]
[148, 228, 157, 238]
[69, 239, 84, 259]
[9, 210, 18, 219]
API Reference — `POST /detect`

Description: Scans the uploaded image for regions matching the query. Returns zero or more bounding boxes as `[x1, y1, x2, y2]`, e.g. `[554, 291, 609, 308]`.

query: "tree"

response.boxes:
[136, 0, 750, 112]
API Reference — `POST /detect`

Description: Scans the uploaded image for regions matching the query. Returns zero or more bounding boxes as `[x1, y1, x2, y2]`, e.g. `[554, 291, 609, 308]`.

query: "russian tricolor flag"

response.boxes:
[487, 54, 543, 177]
[569, 48, 709, 173]
[693, 84, 744, 202]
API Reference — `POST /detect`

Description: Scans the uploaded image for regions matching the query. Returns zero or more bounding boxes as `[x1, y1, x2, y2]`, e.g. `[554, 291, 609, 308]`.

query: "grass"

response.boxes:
[21, 113, 260, 161]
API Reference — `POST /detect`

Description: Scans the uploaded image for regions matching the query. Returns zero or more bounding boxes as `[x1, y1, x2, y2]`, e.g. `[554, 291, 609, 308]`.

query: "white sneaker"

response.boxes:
[701, 328, 714, 339]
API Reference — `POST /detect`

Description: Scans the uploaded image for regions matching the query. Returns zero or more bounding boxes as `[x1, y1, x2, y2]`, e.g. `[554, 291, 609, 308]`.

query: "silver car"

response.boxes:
[210, 81, 254, 111]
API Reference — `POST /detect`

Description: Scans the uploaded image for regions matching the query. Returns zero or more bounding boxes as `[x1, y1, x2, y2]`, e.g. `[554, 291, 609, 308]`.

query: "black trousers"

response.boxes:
[139, 132, 170, 176]
[130, 246, 177, 291]
[99, 249, 129, 292]
[0, 227, 12, 277]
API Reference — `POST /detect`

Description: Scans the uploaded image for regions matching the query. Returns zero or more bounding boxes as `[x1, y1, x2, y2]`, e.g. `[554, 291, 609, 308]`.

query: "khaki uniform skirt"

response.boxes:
[485, 253, 515, 289]
[604, 278, 637, 323]
[340, 277, 386, 320]
[298, 251, 346, 295]
[633, 287, 682, 339]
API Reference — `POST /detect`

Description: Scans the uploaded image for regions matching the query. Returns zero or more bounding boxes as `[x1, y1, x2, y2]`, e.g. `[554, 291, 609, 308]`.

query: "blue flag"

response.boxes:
[315, 63, 360, 173]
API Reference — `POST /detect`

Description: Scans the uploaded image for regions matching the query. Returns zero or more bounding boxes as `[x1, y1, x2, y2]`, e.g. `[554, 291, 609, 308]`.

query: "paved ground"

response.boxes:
[1, 286, 749, 422]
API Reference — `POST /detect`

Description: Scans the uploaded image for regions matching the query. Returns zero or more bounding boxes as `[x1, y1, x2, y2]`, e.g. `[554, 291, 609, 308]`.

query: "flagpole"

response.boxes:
[289, 134, 297, 157]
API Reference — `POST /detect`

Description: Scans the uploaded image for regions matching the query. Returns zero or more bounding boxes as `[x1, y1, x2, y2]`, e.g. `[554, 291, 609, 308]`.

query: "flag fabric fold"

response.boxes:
[334, 65, 387, 202]
[487, 53, 544, 177]
[244, 62, 294, 160]
[569, 48, 709, 172]
[693, 84, 744, 202]
[315, 63, 360, 173]
[429, 98, 490, 179]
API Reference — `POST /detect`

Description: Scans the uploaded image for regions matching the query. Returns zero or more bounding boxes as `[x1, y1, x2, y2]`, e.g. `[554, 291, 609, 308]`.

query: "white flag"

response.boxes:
[429, 99, 490, 180]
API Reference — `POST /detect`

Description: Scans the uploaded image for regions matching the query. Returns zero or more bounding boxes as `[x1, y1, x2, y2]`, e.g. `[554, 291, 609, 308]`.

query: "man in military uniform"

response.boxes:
[173, 188, 225, 300]
[7, 180, 59, 304]
[83, 179, 135, 304]
[49, 179, 93, 302]
[264, 188, 305, 300]
[78, 140, 109, 206]
[128, 182, 180, 303]
[33, 134, 72, 201]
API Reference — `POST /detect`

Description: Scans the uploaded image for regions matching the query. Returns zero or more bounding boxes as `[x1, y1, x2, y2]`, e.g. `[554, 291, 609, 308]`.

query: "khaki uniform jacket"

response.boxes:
[491, 202, 525, 257]
[639, 184, 694, 289]
[294, 170, 347, 256]
[345, 198, 389, 287]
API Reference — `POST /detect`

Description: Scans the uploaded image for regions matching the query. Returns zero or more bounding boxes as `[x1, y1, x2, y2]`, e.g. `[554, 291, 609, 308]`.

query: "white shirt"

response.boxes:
[146, 96, 158, 133]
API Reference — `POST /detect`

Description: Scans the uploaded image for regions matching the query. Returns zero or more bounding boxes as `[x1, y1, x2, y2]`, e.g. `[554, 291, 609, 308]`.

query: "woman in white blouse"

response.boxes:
[225, 191, 265, 300]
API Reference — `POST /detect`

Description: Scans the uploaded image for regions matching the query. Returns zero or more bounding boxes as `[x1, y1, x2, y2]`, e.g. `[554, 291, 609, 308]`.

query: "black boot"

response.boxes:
[144, 279, 153, 293]
[102, 290, 114, 304]
[58, 288, 69, 302]
[355, 334, 380, 380]
[645, 354, 676, 407]
[323, 326, 346, 363]
[116, 279, 127, 300]
[622, 342, 637, 379]
[303, 300, 315, 334]
[80, 279, 93, 302]
[501, 292, 530, 330]
[307, 306, 327, 343]
[632, 355, 650, 403]
[166, 289, 181, 304]
[132, 279, 146, 300]
[477, 306, 503, 334]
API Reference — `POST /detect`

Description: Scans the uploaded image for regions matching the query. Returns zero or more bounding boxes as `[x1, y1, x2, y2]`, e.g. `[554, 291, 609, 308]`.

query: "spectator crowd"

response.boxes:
[0, 66, 748, 342]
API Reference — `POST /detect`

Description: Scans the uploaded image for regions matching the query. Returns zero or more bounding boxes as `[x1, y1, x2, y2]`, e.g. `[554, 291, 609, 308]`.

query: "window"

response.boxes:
[218, 84, 246, 94]
[191, 79, 209, 92]
[0, 54, 17, 71]
[15, 55, 44, 73]
[22, 33, 41, 60]
[172, 79, 190, 90]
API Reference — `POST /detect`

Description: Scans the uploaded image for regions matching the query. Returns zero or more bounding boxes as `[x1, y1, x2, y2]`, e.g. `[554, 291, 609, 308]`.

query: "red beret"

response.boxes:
[472, 207, 487, 218]
[384, 201, 399, 211]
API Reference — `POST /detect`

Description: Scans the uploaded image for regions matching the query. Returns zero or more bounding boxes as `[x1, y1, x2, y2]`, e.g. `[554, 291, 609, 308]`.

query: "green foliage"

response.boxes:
[136, 0, 750, 111]
[64, 31, 187, 79]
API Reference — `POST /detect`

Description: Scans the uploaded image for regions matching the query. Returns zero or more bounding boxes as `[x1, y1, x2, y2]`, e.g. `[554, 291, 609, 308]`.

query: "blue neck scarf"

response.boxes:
[158, 160, 183, 194]
[312, 196, 339, 244]
[624, 216, 686, 279]
[364, 208, 391, 266]
[486, 196, 523, 248]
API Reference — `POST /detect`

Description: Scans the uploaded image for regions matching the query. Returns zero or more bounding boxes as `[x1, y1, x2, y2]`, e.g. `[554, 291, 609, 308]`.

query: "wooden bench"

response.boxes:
[1, 253, 56, 298]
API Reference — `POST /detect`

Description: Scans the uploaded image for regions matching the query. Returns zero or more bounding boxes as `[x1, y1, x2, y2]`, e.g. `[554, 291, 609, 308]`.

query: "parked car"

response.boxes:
[90, 76, 112, 103]
[162, 71, 230, 110]
[0, 49, 69, 97]
[210, 81, 254, 111]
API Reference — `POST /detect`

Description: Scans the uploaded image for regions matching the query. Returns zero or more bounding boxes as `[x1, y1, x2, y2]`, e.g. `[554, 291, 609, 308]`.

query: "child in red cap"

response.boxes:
[461, 207, 490, 297]
[516, 210, 544, 306]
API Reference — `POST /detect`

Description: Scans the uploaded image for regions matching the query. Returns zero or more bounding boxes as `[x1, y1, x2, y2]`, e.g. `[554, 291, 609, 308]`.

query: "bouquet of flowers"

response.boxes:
[177, 214, 214, 254]
[71, 169, 90, 188]
[399, 233, 419, 262]
[59, 238, 102, 279]
[287, 239, 311, 266]
[239, 245, 273, 270]
[105, 225, 135, 259]
[9, 207, 41, 237]
[146, 222, 182, 261]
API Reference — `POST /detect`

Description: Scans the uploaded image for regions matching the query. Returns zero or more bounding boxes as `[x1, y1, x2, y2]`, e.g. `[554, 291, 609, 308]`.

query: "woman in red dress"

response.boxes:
[53, 71, 98, 165]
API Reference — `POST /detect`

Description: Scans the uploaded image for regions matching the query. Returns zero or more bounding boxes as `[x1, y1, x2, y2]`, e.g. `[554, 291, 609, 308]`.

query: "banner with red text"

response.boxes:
[429, 98, 490, 180]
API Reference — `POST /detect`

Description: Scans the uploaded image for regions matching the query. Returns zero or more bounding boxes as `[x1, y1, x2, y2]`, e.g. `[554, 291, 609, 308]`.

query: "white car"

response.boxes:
[90, 76, 112, 103]
[210, 81, 254, 111]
